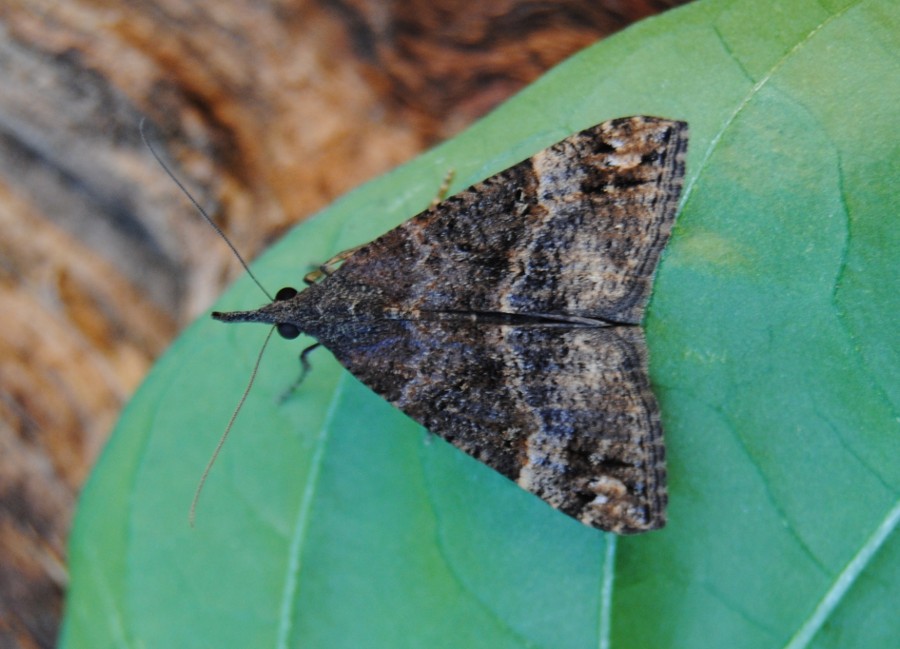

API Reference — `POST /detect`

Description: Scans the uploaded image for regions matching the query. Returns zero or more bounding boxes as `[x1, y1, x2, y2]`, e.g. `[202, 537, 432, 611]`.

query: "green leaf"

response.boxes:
[60, 0, 899, 647]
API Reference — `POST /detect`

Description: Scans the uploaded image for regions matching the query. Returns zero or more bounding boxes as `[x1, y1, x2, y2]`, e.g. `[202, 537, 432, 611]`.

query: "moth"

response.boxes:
[213, 116, 688, 534]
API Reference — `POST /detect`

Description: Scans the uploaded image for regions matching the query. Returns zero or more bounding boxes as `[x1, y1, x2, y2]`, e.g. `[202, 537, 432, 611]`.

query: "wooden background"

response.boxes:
[0, 0, 685, 645]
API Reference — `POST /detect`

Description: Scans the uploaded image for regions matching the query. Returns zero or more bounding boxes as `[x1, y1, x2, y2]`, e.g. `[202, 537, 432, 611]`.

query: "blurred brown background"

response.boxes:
[0, 1, 685, 646]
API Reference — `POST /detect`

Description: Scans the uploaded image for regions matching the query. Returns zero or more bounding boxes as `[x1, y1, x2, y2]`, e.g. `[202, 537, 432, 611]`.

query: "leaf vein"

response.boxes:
[679, 0, 864, 211]
[597, 535, 616, 649]
[421, 447, 540, 648]
[782, 499, 900, 649]
[274, 372, 345, 648]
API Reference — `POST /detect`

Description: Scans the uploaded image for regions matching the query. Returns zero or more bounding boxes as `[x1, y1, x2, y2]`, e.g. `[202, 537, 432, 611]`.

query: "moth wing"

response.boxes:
[324, 116, 687, 324]
[316, 319, 666, 533]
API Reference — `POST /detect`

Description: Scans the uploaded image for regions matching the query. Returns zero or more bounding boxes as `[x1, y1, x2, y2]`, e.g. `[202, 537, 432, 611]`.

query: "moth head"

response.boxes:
[274, 287, 300, 339]
[211, 285, 306, 339]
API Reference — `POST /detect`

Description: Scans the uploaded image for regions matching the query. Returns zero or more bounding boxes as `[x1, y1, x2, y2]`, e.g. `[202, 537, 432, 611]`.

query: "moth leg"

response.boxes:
[303, 246, 364, 284]
[429, 169, 456, 209]
[278, 342, 322, 402]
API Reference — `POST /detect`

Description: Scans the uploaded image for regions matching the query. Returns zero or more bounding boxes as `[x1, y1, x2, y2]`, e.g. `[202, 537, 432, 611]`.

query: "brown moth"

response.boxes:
[214, 116, 688, 534]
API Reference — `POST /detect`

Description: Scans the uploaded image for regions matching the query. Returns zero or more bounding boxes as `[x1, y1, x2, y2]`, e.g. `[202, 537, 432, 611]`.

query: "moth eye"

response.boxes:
[276, 323, 300, 339]
[275, 287, 298, 301]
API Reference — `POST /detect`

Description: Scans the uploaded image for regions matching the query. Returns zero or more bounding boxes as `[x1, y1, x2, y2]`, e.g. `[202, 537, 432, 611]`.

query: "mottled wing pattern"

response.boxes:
[327, 116, 687, 323]
[213, 116, 687, 533]
[317, 319, 666, 533]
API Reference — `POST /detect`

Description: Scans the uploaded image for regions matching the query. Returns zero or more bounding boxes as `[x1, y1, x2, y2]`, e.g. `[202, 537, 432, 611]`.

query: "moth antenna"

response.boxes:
[139, 117, 274, 301]
[189, 326, 276, 526]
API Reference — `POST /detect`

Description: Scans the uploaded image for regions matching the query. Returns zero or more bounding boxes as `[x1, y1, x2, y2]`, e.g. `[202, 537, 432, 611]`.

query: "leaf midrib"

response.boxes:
[275, 372, 347, 648]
